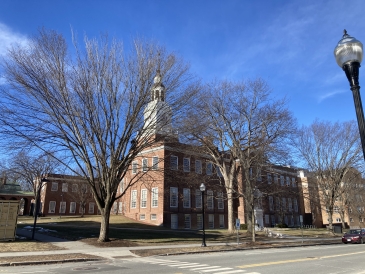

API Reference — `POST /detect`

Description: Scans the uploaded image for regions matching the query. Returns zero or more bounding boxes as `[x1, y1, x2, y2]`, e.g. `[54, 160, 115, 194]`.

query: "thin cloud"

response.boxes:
[318, 89, 346, 103]
[0, 22, 28, 56]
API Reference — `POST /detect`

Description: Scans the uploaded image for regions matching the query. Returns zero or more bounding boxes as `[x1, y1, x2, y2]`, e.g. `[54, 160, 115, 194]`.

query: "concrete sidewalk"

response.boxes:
[1, 227, 340, 262]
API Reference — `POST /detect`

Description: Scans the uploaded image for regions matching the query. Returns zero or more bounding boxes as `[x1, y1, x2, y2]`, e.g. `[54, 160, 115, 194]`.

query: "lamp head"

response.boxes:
[200, 183, 206, 192]
[334, 29, 363, 67]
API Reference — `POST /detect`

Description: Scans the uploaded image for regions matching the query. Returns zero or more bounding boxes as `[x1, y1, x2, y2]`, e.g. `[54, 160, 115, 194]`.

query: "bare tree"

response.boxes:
[294, 120, 363, 232]
[0, 29, 197, 242]
[5, 151, 60, 195]
[67, 181, 94, 217]
[181, 79, 296, 239]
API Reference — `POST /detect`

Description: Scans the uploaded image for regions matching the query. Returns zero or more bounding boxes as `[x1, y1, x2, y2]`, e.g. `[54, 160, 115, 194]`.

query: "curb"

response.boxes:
[0, 258, 103, 267]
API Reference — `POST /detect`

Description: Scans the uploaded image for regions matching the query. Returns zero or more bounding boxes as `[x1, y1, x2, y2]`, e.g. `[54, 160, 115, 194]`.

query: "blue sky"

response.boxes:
[0, 0, 365, 126]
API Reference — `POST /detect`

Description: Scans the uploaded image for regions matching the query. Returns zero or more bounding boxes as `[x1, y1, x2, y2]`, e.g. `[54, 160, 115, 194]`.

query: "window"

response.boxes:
[51, 182, 58, 191]
[113, 202, 118, 213]
[183, 188, 191, 208]
[195, 160, 202, 174]
[184, 214, 191, 229]
[131, 190, 137, 209]
[132, 161, 138, 174]
[142, 158, 148, 172]
[216, 165, 222, 177]
[140, 214, 145, 220]
[118, 202, 123, 214]
[183, 158, 190, 172]
[151, 187, 158, 208]
[219, 215, 225, 228]
[286, 177, 290, 187]
[217, 192, 224, 209]
[336, 218, 341, 222]
[265, 214, 270, 224]
[267, 173, 272, 184]
[269, 196, 274, 211]
[197, 214, 203, 229]
[59, 201, 66, 214]
[288, 198, 293, 212]
[360, 217, 363, 223]
[206, 162, 213, 175]
[195, 189, 202, 208]
[170, 155, 178, 170]
[49, 201, 56, 213]
[141, 189, 147, 208]
[294, 198, 298, 212]
[350, 218, 354, 223]
[171, 214, 178, 229]
[152, 156, 159, 170]
[290, 216, 294, 226]
[62, 183, 68, 192]
[280, 176, 285, 186]
[257, 169, 262, 181]
[170, 187, 178, 208]
[291, 178, 296, 187]
[70, 202, 76, 213]
[207, 190, 214, 209]
[88, 202, 95, 214]
[150, 214, 157, 220]
[274, 175, 278, 184]
[334, 206, 339, 213]
[81, 184, 88, 193]
[282, 198, 286, 211]
[276, 197, 280, 211]
[208, 214, 214, 228]
[119, 180, 125, 194]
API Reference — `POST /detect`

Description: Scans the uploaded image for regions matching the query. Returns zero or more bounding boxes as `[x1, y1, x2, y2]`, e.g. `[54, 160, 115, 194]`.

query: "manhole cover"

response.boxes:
[72, 267, 100, 271]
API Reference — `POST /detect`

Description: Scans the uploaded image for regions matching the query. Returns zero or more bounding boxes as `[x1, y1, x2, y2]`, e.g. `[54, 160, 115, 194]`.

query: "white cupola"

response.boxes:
[143, 70, 173, 137]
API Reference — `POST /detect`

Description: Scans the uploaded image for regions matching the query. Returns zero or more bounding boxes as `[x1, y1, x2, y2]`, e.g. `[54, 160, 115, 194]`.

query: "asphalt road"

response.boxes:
[1, 243, 365, 274]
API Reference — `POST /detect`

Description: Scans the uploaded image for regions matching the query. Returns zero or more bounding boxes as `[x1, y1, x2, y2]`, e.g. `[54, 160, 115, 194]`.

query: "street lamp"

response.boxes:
[200, 183, 207, 247]
[60, 194, 63, 218]
[334, 30, 365, 160]
[32, 178, 48, 240]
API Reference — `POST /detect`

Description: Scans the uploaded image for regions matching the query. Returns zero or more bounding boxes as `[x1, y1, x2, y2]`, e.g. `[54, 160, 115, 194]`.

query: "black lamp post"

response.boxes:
[200, 183, 207, 247]
[334, 30, 365, 160]
[60, 194, 64, 218]
[32, 178, 47, 240]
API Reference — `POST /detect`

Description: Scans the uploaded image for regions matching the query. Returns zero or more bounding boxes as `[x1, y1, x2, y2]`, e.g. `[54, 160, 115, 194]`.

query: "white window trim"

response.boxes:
[141, 189, 147, 208]
[151, 187, 158, 208]
[183, 188, 191, 208]
[170, 187, 178, 208]
[183, 157, 190, 172]
[170, 155, 178, 170]
[131, 190, 137, 209]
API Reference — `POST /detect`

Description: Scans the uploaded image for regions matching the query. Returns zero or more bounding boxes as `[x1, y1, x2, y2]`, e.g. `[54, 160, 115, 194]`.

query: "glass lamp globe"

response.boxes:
[200, 183, 206, 192]
[334, 30, 363, 67]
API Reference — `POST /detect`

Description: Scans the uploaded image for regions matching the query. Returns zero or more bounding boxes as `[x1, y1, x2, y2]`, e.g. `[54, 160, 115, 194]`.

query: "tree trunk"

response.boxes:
[227, 188, 234, 233]
[98, 206, 111, 242]
[251, 207, 256, 242]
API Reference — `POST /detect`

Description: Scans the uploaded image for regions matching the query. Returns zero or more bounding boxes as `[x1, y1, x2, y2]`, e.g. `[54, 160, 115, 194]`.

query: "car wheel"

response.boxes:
[343, 242, 347, 244]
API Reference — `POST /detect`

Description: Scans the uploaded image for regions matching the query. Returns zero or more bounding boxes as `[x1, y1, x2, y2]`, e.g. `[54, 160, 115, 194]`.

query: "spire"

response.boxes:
[151, 69, 165, 102]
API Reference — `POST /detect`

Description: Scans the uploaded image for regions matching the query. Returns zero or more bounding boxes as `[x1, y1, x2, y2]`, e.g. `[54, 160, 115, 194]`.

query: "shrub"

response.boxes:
[240, 224, 247, 230]
[275, 223, 288, 228]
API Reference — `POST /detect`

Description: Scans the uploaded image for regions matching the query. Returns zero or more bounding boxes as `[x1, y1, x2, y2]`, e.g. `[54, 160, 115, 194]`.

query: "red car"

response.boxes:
[342, 229, 365, 244]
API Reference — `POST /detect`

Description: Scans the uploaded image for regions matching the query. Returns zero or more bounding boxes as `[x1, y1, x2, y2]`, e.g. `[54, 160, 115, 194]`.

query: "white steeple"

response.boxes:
[143, 70, 173, 137]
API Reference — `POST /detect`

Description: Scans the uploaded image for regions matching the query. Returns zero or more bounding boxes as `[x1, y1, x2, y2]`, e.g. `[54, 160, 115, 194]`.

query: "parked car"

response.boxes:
[342, 229, 365, 244]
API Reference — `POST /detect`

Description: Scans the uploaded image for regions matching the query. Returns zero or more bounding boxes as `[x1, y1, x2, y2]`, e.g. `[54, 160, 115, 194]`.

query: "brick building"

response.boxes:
[39, 174, 97, 217]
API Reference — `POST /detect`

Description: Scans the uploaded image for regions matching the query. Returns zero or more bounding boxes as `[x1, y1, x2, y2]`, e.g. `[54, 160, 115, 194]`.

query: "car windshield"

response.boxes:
[349, 229, 361, 234]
